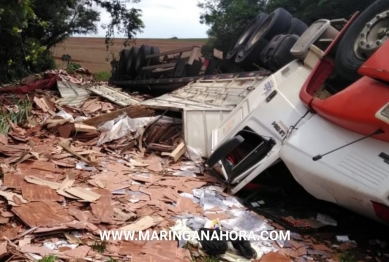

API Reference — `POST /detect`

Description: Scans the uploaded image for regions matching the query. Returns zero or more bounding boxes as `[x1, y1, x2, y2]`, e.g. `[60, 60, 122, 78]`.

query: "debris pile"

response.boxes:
[0, 71, 376, 262]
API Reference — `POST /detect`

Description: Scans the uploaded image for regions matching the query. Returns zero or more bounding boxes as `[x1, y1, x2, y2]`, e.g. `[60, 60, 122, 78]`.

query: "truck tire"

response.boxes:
[235, 38, 269, 69]
[118, 49, 130, 78]
[335, 0, 389, 82]
[127, 47, 139, 79]
[251, 7, 293, 43]
[226, 13, 269, 60]
[135, 45, 152, 75]
[150, 46, 160, 65]
[235, 8, 292, 69]
[287, 18, 308, 36]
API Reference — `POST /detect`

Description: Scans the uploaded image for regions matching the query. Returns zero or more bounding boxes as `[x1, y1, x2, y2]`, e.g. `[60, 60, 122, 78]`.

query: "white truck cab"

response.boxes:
[207, 11, 389, 225]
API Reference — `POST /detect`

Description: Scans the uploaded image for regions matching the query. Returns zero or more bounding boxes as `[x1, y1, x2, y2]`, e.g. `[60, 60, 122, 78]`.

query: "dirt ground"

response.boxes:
[52, 37, 207, 73]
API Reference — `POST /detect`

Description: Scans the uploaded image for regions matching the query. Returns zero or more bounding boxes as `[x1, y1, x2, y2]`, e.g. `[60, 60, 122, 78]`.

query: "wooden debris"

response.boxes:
[22, 184, 65, 202]
[64, 246, 91, 259]
[31, 160, 64, 173]
[90, 189, 114, 223]
[148, 143, 174, 152]
[0, 191, 28, 206]
[59, 142, 96, 166]
[261, 252, 290, 262]
[18, 236, 32, 247]
[82, 106, 154, 126]
[119, 216, 163, 231]
[162, 141, 186, 162]
[24, 176, 61, 190]
[65, 187, 101, 202]
[74, 123, 97, 133]
[12, 202, 73, 227]
[46, 118, 69, 128]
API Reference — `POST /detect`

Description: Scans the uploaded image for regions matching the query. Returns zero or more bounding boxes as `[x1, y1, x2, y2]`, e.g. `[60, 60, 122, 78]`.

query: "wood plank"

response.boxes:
[65, 187, 101, 202]
[81, 106, 154, 126]
[170, 142, 186, 162]
[59, 142, 95, 166]
[161, 141, 186, 162]
[74, 123, 97, 133]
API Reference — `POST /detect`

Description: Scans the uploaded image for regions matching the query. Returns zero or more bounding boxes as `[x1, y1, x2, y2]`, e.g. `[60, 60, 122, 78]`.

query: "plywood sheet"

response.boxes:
[22, 184, 64, 202]
[90, 189, 113, 224]
[12, 201, 73, 227]
[64, 245, 91, 258]
[118, 241, 146, 255]
[31, 160, 64, 173]
[3, 174, 28, 189]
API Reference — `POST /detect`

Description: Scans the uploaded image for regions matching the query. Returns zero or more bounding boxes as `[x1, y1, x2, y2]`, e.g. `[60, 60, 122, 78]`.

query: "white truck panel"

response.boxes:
[210, 60, 311, 156]
[281, 114, 389, 222]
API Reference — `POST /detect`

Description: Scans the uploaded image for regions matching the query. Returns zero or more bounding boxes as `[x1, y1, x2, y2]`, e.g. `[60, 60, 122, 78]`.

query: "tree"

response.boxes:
[198, 0, 266, 57]
[0, 0, 144, 84]
[266, 0, 375, 24]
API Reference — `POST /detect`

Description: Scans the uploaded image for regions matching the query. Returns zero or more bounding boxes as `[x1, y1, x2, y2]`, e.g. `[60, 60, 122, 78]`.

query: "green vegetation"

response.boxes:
[340, 252, 358, 262]
[203, 256, 219, 262]
[38, 255, 57, 262]
[94, 72, 112, 82]
[91, 240, 108, 253]
[0, 0, 144, 85]
[0, 96, 33, 134]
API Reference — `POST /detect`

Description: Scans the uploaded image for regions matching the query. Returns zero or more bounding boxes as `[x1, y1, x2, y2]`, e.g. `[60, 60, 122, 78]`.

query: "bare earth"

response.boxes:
[52, 37, 207, 73]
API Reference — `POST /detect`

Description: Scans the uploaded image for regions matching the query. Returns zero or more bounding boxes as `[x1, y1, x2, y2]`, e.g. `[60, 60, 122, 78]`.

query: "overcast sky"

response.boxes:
[93, 0, 209, 38]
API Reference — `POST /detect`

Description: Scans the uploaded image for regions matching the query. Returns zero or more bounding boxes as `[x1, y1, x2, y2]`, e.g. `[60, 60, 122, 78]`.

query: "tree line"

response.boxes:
[0, 0, 143, 84]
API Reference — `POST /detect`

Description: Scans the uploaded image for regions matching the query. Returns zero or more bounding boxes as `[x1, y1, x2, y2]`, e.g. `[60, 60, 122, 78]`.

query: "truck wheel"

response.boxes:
[235, 38, 269, 69]
[127, 47, 139, 78]
[226, 13, 269, 60]
[287, 18, 308, 36]
[248, 8, 292, 44]
[150, 46, 160, 65]
[235, 8, 292, 69]
[335, 0, 389, 82]
[118, 49, 130, 78]
[135, 45, 152, 75]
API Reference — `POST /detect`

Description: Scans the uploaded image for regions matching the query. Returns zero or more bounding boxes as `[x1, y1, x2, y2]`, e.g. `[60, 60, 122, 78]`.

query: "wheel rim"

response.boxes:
[354, 10, 389, 59]
[248, 13, 273, 48]
[237, 21, 257, 45]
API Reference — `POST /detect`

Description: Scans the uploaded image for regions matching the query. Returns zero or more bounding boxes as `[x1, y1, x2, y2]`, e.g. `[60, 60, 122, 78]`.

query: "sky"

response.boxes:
[92, 0, 209, 39]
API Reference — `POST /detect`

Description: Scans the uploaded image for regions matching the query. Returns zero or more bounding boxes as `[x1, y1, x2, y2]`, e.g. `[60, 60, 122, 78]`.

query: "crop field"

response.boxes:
[52, 37, 207, 73]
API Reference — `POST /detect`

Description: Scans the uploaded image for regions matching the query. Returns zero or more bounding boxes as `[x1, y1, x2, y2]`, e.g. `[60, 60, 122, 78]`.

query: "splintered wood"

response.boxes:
[144, 122, 183, 155]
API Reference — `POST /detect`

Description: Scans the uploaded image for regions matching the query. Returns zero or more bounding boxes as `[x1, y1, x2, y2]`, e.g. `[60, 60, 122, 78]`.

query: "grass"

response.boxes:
[38, 255, 57, 262]
[94, 71, 111, 82]
[91, 240, 108, 253]
[0, 95, 33, 134]
[203, 256, 219, 262]
[340, 252, 358, 262]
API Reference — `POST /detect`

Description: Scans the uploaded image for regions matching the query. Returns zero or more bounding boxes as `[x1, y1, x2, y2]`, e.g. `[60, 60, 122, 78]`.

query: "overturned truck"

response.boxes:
[119, 0, 389, 225]
[206, 0, 389, 225]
